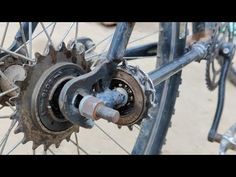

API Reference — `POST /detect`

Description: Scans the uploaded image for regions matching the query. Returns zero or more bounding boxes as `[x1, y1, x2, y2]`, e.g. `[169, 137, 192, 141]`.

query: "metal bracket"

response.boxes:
[219, 123, 236, 154]
[207, 42, 236, 143]
[59, 60, 117, 128]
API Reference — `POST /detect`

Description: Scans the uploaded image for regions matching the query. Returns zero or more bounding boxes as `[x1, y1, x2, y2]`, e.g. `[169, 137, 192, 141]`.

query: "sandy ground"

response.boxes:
[0, 22, 235, 155]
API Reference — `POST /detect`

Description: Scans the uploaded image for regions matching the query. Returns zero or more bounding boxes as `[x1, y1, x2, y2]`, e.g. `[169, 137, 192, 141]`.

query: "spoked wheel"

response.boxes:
[0, 22, 186, 155]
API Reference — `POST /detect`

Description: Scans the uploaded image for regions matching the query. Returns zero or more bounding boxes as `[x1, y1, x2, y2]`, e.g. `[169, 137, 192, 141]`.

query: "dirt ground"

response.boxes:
[0, 22, 235, 155]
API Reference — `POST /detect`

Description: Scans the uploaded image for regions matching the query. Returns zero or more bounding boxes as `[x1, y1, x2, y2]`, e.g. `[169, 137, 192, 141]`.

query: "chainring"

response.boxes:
[12, 43, 86, 150]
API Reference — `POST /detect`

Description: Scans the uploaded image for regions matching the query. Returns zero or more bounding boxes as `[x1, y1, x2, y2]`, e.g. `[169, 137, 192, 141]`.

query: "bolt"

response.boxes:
[95, 104, 120, 123]
[79, 95, 120, 123]
[223, 47, 230, 54]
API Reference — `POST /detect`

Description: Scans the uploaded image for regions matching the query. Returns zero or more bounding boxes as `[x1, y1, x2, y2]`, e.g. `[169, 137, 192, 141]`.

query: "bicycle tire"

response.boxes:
[132, 22, 187, 154]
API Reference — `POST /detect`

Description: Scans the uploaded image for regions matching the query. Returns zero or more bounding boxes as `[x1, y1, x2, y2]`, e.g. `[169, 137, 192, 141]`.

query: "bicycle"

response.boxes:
[0, 22, 235, 155]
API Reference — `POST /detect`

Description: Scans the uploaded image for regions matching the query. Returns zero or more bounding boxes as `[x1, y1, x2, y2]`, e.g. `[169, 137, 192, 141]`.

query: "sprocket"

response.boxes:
[12, 43, 86, 150]
[111, 61, 156, 130]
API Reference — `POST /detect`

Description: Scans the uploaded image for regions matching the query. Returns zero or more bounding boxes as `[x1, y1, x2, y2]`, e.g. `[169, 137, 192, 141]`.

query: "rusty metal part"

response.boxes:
[109, 63, 155, 127]
[0, 56, 25, 105]
[0, 65, 26, 97]
[96, 88, 128, 108]
[13, 43, 86, 150]
[79, 95, 120, 123]
[59, 58, 155, 129]
[96, 104, 120, 123]
[67, 37, 95, 72]
[59, 59, 116, 127]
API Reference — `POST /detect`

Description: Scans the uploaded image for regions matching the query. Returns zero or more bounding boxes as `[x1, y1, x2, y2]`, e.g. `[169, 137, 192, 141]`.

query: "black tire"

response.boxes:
[224, 25, 236, 86]
[132, 22, 187, 154]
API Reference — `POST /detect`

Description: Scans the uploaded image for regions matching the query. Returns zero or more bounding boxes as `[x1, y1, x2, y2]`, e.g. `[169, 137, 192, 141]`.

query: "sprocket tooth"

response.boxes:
[48, 45, 56, 52]
[23, 64, 32, 72]
[32, 142, 40, 150]
[35, 52, 43, 59]
[131, 66, 139, 75]
[43, 143, 51, 151]
[128, 125, 133, 131]
[10, 111, 19, 120]
[48, 45, 58, 64]
[15, 80, 23, 87]
[55, 142, 61, 148]
[135, 120, 142, 126]
[58, 42, 67, 52]
[14, 123, 23, 134]
[36, 55, 45, 63]
[66, 133, 72, 142]
[121, 59, 128, 69]
[21, 135, 29, 144]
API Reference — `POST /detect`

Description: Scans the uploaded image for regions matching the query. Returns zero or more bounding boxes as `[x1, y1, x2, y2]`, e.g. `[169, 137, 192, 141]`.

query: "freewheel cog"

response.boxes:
[13, 43, 85, 150]
[110, 62, 156, 130]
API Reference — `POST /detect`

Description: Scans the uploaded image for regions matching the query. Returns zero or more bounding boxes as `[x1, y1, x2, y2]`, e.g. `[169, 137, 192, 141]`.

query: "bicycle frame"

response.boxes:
[107, 22, 208, 87]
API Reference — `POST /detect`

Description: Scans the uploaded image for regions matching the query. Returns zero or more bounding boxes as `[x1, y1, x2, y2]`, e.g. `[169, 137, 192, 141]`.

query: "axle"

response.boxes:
[76, 42, 209, 124]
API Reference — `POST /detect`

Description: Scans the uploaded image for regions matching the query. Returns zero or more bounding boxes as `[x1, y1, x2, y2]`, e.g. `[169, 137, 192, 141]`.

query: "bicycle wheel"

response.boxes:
[132, 22, 187, 154]
[0, 22, 185, 155]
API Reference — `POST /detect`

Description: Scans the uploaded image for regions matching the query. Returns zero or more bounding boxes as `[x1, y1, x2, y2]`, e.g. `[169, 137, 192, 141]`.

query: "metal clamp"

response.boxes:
[219, 123, 236, 155]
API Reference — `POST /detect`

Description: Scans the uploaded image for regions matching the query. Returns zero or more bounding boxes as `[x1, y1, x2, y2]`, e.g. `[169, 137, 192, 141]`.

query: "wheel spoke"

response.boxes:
[0, 87, 18, 98]
[40, 23, 55, 49]
[85, 33, 113, 54]
[85, 30, 158, 61]
[28, 22, 33, 60]
[94, 123, 130, 154]
[75, 23, 79, 46]
[58, 22, 75, 46]
[0, 23, 54, 63]
[48, 148, 55, 155]
[0, 22, 9, 48]
[0, 47, 35, 62]
[69, 139, 88, 155]
[5, 101, 15, 112]
[74, 133, 80, 155]
[19, 22, 29, 57]
[128, 30, 158, 44]
[134, 125, 140, 130]
[43, 23, 56, 54]
[0, 105, 4, 110]
[0, 119, 17, 154]
[6, 139, 22, 155]
[0, 115, 11, 119]
[13, 23, 54, 55]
